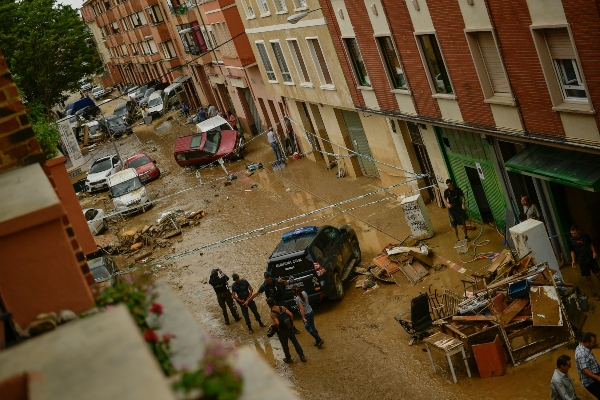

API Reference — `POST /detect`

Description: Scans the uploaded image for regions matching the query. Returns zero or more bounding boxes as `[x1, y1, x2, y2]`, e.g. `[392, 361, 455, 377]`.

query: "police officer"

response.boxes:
[245, 272, 300, 334]
[231, 273, 266, 333]
[208, 269, 241, 325]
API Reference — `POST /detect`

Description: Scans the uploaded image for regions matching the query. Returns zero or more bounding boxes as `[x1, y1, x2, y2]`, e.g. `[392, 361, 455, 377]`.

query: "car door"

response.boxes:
[321, 227, 349, 266]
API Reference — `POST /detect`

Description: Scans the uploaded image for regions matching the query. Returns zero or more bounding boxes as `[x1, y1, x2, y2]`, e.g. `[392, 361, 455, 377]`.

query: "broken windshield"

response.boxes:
[110, 177, 143, 197]
[203, 131, 221, 154]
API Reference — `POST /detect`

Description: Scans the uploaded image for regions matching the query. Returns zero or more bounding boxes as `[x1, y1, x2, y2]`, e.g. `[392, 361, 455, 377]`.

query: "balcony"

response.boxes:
[168, 4, 188, 15]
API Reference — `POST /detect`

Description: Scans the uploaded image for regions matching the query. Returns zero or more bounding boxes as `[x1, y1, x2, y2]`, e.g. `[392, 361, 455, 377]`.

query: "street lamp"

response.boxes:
[287, 8, 321, 24]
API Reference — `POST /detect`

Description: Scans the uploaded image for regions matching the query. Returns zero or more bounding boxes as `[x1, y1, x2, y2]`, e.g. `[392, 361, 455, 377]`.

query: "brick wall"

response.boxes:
[427, 0, 495, 126]
[0, 49, 44, 174]
[486, 0, 564, 135]
[320, 0, 363, 107]
[380, 0, 441, 118]
[341, 0, 398, 111]
[562, 1, 600, 131]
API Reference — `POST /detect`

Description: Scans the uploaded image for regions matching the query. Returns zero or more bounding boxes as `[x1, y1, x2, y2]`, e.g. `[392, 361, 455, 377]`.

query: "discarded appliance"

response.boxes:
[510, 219, 562, 279]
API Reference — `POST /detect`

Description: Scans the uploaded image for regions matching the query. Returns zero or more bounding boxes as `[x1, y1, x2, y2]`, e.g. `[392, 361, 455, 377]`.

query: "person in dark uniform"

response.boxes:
[208, 269, 241, 325]
[244, 272, 301, 334]
[231, 273, 266, 333]
[443, 179, 469, 242]
[570, 225, 600, 301]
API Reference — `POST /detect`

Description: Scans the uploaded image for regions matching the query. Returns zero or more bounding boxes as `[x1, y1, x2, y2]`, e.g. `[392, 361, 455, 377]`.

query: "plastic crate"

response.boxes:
[508, 280, 530, 298]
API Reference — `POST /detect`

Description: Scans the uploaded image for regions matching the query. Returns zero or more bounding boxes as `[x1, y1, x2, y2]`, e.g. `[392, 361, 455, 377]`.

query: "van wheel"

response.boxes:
[352, 243, 362, 264]
[329, 272, 345, 301]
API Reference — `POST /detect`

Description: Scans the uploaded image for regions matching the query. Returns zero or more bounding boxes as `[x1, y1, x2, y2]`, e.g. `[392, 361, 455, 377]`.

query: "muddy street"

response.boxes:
[80, 111, 587, 400]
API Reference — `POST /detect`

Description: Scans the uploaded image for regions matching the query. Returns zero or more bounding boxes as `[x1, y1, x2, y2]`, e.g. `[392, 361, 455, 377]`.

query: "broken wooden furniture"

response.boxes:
[395, 293, 433, 345]
[438, 315, 502, 358]
[429, 289, 462, 321]
[471, 335, 507, 378]
[423, 332, 472, 383]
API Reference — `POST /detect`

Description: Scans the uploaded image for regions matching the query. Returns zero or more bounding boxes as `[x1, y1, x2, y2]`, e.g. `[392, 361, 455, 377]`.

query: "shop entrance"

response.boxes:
[465, 166, 494, 224]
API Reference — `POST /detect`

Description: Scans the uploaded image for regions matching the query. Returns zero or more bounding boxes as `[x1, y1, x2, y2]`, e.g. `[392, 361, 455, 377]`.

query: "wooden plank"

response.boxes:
[499, 298, 530, 326]
[486, 249, 512, 274]
[452, 315, 497, 322]
[409, 250, 433, 268]
[398, 260, 428, 284]
[472, 335, 507, 378]
[530, 285, 562, 326]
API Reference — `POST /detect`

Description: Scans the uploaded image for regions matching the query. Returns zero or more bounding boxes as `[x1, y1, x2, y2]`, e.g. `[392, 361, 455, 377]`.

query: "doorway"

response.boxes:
[465, 166, 494, 224]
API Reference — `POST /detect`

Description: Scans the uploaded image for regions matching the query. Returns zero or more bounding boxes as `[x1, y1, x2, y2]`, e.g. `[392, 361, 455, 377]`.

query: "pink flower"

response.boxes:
[143, 329, 159, 343]
[150, 303, 163, 316]
[204, 362, 215, 375]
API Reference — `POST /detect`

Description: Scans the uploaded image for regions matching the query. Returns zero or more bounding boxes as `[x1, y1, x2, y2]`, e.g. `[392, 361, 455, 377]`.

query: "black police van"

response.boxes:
[266, 225, 361, 309]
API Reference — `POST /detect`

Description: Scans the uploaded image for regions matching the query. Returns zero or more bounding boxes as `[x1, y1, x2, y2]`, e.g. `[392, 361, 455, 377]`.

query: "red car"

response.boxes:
[173, 116, 243, 167]
[124, 153, 160, 183]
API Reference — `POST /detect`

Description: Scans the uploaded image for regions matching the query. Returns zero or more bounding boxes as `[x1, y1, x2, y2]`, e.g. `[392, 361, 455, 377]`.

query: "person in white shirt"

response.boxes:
[293, 285, 324, 348]
[551, 354, 580, 400]
[267, 127, 284, 165]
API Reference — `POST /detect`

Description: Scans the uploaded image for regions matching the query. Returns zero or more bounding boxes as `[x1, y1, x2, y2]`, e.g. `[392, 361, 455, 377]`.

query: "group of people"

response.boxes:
[267, 116, 298, 166]
[552, 332, 600, 399]
[208, 269, 324, 363]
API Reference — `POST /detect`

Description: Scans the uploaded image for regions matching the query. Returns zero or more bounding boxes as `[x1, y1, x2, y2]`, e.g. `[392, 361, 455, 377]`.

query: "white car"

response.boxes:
[108, 168, 152, 215]
[86, 155, 123, 193]
[92, 86, 106, 100]
[84, 208, 108, 235]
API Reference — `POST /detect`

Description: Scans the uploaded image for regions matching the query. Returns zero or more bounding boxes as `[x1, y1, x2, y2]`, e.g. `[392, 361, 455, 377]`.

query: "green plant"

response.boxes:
[95, 277, 175, 375]
[32, 120, 60, 160]
[173, 338, 243, 400]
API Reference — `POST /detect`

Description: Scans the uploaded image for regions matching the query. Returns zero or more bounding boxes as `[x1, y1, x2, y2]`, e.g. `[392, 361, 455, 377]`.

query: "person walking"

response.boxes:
[576, 332, 600, 398]
[208, 269, 241, 325]
[207, 104, 218, 118]
[293, 285, 324, 348]
[227, 110, 238, 130]
[231, 273, 266, 333]
[443, 179, 469, 242]
[552, 354, 580, 400]
[521, 195, 542, 221]
[181, 102, 190, 118]
[570, 225, 600, 301]
[267, 297, 306, 363]
[267, 127, 284, 165]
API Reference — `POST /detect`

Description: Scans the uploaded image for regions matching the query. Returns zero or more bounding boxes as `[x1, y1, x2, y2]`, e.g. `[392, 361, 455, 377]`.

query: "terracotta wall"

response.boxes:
[0, 49, 44, 174]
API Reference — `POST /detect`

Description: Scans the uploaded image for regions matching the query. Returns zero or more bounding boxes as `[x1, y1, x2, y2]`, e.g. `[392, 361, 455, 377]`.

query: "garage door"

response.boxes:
[341, 110, 379, 178]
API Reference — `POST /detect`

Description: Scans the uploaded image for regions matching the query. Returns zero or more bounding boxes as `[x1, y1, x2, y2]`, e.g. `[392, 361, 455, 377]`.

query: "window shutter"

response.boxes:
[544, 28, 575, 59]
[476, 32, 510, 94]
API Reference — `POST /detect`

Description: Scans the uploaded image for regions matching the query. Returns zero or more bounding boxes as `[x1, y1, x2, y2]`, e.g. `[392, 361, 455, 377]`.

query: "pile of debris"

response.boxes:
[366, 242, 435, 285]
[94, 209, 206, 259]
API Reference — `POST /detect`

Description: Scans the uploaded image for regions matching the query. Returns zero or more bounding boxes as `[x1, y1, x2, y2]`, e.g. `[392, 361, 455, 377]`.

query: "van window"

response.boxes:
[110, 176, 143, 198]
[148, 96, 162, 107]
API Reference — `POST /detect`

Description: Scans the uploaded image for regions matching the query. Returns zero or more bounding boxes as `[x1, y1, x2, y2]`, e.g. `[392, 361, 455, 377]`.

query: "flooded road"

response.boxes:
[81, 111, 584, 400]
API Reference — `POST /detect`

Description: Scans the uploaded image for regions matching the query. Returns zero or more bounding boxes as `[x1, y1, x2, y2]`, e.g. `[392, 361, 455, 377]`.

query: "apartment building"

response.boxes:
[233, 0, 425, 193]
[324, 0, 600, 260]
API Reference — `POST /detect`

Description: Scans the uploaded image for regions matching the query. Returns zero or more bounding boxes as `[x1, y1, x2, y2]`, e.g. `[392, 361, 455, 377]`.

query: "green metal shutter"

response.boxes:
[480, 162, 506, 232]
[448, 154, 483, 223]
[341, 110, 379, 178]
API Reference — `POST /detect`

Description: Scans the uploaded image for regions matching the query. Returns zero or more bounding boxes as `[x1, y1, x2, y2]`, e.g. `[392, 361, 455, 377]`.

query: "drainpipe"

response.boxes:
[532, 177, 566, 263]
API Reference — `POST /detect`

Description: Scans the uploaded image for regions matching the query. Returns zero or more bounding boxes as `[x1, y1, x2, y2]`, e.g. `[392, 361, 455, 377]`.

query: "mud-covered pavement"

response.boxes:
[79, 110, 599, 400]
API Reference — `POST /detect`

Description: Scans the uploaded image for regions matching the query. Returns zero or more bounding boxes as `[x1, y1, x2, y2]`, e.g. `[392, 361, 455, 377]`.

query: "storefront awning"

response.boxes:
[505, 145, 600, 192]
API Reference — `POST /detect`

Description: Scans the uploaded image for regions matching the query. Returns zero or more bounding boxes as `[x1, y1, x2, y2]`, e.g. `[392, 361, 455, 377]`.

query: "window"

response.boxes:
[256, 41, 277, 82]
[465, 31, 511, 101]
[120, 17, 130, 31]
[141, 41, 151, 55]
[103, 0, 111, 10]
[120, 44, 128, 56]
[257, 0, 270, 15]
[130, 11, 147, 28]
[417, 34, 452, 94]
[270, 41, 292, 83]
[306, 38, 333, 86]
[177, 24, 201, 55]
[344, 38, 370, 87]
[241, 0, 255, 18]
[111, 21, 120, 35]
[287, 39, 310, 84]
[99, 25, 106, 37]
[161, 40, 177, 59]
[272, 0, 286, 13]
[377, 36, 406, 90]
[200, 26, 215, 50]
[147, 4, 164, 24]
[147, 39, 158, 54]
[212, 23, 235, 56]
[95, 3, 103, 14]
[190, 21, 208, 53]
[545, 28, 586, 100]
[130, 43, 138, 55]
[292, 0, 306, 9]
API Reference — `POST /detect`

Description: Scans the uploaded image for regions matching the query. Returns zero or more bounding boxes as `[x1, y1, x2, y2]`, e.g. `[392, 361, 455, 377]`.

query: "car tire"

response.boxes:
[329, 271, 345, 301]
[102, 219, 108, 232]
[352, 242, 362, 264]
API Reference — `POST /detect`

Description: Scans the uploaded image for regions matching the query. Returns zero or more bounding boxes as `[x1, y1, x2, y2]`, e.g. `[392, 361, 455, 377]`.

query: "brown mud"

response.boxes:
[80, 109, 599, 400]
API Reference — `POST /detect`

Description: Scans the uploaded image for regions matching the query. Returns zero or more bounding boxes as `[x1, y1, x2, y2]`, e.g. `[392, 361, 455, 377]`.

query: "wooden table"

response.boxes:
[424, 332, 472, 383]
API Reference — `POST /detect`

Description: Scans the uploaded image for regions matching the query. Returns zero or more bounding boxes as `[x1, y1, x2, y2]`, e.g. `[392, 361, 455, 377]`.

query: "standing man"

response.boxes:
[552, 355, 580, 400]
[570, 225, 600, 301]
[443, 179, 469, 242]
[198, 107, 207, 122]
[208, 269, 241, 325]
[521, 195, 542, 221]
[181, 102, 190, 118]
[283, 116, 296, 155]
[267, 127, 284, 165]
[575, 332, 600, 398]
[267, 297, 306, 363]
[244, 271, 286, 306]
[207, 104, 218, 118]
[231, 273, 266, 333]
